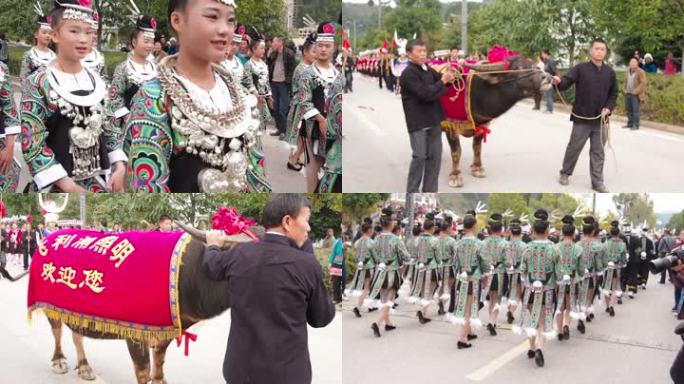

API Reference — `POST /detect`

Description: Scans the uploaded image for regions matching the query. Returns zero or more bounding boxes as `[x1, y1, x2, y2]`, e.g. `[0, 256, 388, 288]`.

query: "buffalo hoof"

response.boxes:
[471, 168, 487, 178]
[51, 358, 69, 374]
[448, 175, 464, 188]
[76, 363, 96, 381]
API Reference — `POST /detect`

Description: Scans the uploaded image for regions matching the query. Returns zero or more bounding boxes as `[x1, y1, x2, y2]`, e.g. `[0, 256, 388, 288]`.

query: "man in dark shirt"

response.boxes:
[203, 194, 335, 384]
[400, 39, 455, 193]
[267, 36, 296, 140]
[551, 38, 617, 193]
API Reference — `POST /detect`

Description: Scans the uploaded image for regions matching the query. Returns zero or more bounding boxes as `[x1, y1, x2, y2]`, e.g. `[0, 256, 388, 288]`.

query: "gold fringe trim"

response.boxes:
[29, 306, 180, 344]
[170, 233, 193, 336]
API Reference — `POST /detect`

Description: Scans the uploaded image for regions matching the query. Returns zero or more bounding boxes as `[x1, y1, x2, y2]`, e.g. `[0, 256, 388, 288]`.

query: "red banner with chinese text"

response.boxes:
[27, 229, 192, 342]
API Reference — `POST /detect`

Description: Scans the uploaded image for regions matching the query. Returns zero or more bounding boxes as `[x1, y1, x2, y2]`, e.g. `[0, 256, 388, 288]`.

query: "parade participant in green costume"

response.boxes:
[368, 211, 409, 338]
[408, 219, 441, 324]
[553, 217, 582, 341]
[481, 213, 508, 336]
[513, 209, 557, 368]
[348, 222, 376, 318]
[451, 214, 487, 349]
[602, 226, 627, 317]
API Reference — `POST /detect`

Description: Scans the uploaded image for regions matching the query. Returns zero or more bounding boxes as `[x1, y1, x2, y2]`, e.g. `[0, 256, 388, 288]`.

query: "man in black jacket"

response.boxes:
[399, 39, 454, 192]
[267, 36, 296, 140]
[203, 194, 335, 384]
[551, 38, 617, 193]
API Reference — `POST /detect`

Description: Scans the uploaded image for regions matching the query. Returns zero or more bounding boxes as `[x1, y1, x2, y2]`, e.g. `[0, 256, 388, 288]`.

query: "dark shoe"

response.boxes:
[438, 302, 445, 315]
[527, 349, 535, 359]
[457, 341, 472, 349]
[557, 332, 564, 341]
[577, 320, 585, 334]
[535, 349, 545, 367]
[269, 131, 280, 136]
[478, 301, 484, 310]
[371, 322, 381, 338]
[467, 334, 478, 341]
[630, 126, 639, 131]
[609, 307, 615, 317]
[606, 307, 610, 313]
[392, 303, 399, 309]
[621, 124, 633, 129]
[592, 185, 609, 193]
[487, 323, 497, 336]
[563, 325, 570, 340]
[507, 311, 515, 324]
[559, 174, 569, 186]
[368, 307, 378, 312]
[279, 133, 285, 140]
[586, 315, 592, 323]
[385, 324, 397, 331]
[617, 297, 623, 304]
[417, 311, 431, 324]
[589, 313, 595, 320]
[287, 161, 303, 171]
[353, 307, 361, 318]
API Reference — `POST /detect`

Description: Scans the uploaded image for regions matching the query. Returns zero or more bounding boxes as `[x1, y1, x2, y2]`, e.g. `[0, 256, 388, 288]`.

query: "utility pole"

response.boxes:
[79, 193, 86, 227]
[406, 193, 415, 239]
[461, 0, 468, 55]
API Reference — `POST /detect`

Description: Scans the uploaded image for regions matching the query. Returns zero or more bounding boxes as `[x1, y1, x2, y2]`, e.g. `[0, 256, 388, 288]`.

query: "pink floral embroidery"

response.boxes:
[78, 0, 92, 8]
[150, 18, 157, 29]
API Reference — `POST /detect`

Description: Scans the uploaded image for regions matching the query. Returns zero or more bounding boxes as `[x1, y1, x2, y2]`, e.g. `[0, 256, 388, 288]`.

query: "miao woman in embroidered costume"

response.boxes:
[20, 0, 127, 192]
[20, 2, 57, 83]
[243, 28, 272, 134]
[220, 24, 257, 97]
[124, 0, 270, 192]
[104, 4, 158, 145]
[290, 22, 344, 192]
[285, 32, 316, 173]
[0, 60, 21, 191]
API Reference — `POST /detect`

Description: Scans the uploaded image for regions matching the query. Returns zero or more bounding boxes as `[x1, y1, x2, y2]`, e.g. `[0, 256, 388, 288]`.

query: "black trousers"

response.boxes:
[626, 261, 640, 291]
[560, 121, 605, 188]
[23, 247, 33, 270]
[331, 276, 343, 303]
[638, 260, 650, 285]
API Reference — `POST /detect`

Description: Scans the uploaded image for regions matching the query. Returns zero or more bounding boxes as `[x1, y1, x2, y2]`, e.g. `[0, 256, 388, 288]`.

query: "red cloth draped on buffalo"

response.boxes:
[430, 45, 519, 142]
[28, 229, 193, 342]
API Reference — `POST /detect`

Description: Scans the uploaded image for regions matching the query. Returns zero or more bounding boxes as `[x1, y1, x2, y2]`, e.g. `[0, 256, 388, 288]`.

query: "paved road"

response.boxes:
[0, 263, 340, 384]
[343, 73, 684, 192]
[9, 88, 306, 192]
[342, 272, 681, 384]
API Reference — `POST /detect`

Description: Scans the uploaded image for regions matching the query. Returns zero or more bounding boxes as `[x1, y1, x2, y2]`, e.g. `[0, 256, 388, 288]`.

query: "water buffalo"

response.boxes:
[43, 222, 262, 384]
[440, 56, 551, 187]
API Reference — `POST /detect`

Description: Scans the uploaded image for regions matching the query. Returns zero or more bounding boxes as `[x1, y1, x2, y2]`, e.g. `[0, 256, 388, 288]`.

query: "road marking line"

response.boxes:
[465, 341, 529, 381]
